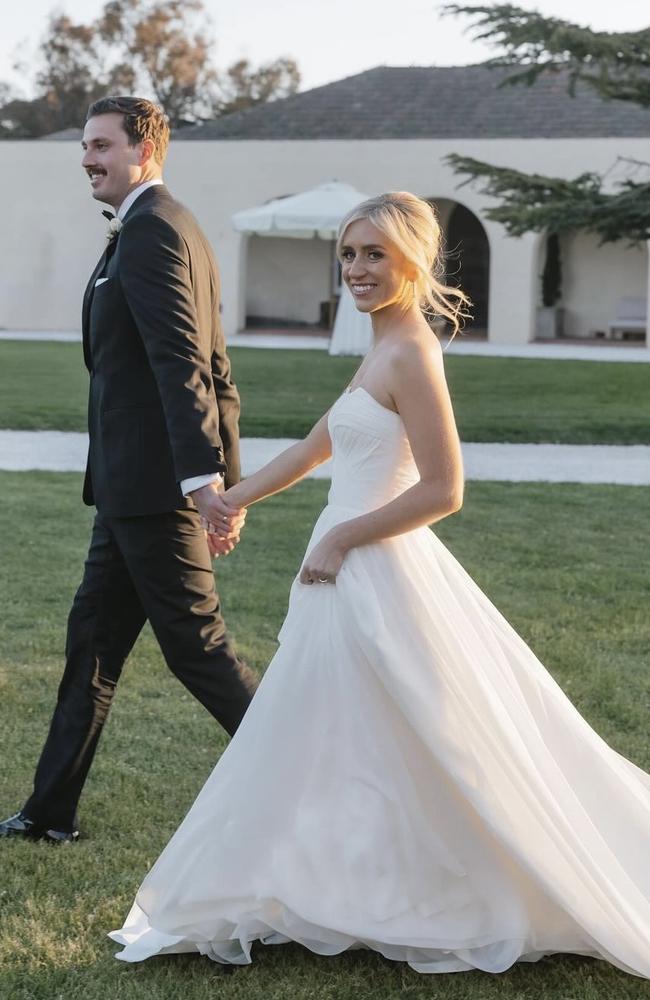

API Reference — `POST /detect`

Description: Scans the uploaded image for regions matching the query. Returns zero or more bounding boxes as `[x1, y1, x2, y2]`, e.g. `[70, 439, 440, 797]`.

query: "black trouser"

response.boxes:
[23, 508, 258, 833]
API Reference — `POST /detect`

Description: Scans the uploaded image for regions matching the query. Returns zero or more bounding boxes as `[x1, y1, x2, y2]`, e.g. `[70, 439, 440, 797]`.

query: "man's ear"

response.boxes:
[139, 138, 156, 166]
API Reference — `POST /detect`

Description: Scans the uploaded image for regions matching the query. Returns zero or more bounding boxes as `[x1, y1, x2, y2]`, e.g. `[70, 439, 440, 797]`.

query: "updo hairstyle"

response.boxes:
[337, 191, 472, 338]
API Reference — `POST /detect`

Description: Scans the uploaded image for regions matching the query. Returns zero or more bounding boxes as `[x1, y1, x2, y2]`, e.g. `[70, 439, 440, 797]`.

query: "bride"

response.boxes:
[110, 192, 650, 977]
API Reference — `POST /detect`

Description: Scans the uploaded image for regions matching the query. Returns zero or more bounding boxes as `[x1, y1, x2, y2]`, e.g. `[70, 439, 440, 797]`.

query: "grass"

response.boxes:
[0, 340, 649, 443]
[1, 471, 648, 1000]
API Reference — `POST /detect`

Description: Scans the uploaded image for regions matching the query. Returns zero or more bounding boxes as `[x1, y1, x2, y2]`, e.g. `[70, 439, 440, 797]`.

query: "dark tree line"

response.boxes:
[1, 0, 300, 137]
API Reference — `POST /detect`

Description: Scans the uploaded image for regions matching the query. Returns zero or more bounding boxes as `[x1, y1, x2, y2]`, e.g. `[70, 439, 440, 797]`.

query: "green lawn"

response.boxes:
[0, 339, 648, 443]
[1, 472, 648, 1000]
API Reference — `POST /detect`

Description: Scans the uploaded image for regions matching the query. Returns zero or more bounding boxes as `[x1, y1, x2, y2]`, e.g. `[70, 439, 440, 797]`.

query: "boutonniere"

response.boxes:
[102, 210, 123, 243]
[106, 216, 123, 243]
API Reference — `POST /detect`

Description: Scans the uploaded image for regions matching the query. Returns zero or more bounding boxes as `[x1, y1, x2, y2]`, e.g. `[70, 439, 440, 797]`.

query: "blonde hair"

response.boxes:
[337, 191, 472, 338]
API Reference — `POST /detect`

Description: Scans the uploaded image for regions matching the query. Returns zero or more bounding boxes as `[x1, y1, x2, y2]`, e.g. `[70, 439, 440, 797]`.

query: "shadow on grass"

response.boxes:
[72, 941, 650, 1000]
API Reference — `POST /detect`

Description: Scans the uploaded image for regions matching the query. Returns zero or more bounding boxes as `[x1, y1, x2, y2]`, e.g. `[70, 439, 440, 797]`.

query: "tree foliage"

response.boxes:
[444, 3, 650, 106]
[541, 232, 561, 307]
[218, 58, 301, 116]
[447, 155, 650, 243]
[0, 0, 300, 136]
[443, 4, 650, 245]
[94, 0, 219, 127]
[0, 96, 57, 138]
[33, 15, 113, 134]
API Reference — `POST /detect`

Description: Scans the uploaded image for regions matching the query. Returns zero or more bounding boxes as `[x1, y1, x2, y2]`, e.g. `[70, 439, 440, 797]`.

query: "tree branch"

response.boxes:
[443, 4, 650, 107]
[447, 154, 650, 243]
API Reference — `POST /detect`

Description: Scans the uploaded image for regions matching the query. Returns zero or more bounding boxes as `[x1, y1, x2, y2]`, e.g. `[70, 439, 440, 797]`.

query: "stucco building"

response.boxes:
[1, 64, 649, 346]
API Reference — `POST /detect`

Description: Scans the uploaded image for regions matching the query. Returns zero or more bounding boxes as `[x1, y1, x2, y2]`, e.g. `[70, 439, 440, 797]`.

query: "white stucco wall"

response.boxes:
[1, 135, 649, 345]
[245, 235, 332, 325]
[0, 142, 103, 331]
[559, 232, 647, 339]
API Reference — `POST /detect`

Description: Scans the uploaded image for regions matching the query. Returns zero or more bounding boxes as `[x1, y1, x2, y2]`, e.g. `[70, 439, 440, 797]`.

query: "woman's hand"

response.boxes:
[223, 484, 247, 510]
[192, 482, 246, 539]
[299, 529, 349, 585]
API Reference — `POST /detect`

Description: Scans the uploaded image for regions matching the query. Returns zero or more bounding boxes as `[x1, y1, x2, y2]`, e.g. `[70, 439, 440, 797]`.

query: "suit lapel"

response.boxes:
[82, 249, 108, 370]
[82, 235, 121, 370]
[82, 186, 168, 369]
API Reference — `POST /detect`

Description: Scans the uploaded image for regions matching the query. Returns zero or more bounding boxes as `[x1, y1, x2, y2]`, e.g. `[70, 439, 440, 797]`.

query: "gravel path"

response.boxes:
[1, 330, 649, 362]
[1, 430, 648, 485]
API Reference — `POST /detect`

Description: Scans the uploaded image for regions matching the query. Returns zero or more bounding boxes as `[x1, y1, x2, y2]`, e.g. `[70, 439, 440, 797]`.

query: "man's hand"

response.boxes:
[191, 482, 247, 539]
[205, 528, 240, 559]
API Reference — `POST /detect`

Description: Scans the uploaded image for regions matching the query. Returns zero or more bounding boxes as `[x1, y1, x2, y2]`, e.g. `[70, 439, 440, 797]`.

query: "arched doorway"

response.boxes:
[445, 202, 490, 336]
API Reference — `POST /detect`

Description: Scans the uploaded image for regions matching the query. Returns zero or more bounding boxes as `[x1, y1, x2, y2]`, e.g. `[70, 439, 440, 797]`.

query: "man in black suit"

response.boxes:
[1, 96, 258, 843]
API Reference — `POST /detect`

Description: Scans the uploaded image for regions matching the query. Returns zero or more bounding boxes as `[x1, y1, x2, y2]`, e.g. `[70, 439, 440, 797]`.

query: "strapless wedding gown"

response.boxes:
[110, 387, 650, 976]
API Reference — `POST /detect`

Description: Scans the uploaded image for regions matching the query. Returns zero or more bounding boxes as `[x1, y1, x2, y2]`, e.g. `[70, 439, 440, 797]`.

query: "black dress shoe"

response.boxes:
[0, 811, 38, 838]
[42, 825, 79, 844]
[0, 811, 79, 843]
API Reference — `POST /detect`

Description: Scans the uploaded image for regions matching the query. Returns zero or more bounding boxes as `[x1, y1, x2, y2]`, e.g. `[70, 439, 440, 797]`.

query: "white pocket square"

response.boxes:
[95, 277, 109, 287]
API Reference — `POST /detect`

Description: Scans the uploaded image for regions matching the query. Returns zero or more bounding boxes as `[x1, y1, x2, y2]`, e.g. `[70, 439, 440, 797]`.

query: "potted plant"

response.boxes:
[536, 232, 565, 339]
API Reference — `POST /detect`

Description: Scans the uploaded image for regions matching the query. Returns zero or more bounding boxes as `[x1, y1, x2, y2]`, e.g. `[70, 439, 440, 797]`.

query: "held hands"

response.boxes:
[191, 481, 247, 559]
[299, 528, 348, 586]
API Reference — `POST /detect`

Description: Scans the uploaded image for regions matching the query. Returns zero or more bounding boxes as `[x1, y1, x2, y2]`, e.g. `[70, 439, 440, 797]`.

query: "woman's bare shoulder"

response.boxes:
[390, 326, 443, 375]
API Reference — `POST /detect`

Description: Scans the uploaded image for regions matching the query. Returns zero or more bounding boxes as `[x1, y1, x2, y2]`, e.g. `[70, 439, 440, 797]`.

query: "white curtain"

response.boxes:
[329, 286, 373, 356]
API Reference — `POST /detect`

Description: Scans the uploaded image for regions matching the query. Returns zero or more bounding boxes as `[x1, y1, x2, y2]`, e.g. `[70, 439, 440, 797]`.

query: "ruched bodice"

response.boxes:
[326, 388, 419, 514]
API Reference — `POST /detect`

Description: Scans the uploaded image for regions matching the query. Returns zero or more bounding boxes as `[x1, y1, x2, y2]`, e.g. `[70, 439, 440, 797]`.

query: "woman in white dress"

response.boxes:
[110, 192, 650, 977]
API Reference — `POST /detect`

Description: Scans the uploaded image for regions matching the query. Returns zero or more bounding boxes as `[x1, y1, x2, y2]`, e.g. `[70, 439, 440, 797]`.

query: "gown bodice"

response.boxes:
[326, 388, 420, 514]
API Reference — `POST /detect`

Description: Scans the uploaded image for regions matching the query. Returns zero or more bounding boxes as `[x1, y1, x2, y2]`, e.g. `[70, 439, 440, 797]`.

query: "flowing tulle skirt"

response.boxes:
[110, 505, 650, 976]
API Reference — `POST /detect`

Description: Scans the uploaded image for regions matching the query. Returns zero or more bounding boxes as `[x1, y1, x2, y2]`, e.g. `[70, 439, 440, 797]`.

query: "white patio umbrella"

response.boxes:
[232, 181, 374, 355]
[232, 181, 369, 239]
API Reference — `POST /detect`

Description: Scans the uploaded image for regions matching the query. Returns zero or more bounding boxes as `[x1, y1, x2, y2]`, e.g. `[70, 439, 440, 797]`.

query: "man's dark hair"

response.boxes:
[86, 96, 170, 164]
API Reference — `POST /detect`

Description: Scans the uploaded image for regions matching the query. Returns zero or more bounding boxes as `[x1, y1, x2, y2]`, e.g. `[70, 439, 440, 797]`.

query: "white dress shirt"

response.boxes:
[117, 178, 222, 498]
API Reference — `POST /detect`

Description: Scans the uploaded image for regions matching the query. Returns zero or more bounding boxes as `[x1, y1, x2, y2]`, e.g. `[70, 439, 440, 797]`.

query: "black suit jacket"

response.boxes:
[81, 185, 241, 517]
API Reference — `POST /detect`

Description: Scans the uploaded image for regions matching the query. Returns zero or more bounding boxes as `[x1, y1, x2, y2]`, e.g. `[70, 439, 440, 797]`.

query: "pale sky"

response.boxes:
[2, 0, 648, 99]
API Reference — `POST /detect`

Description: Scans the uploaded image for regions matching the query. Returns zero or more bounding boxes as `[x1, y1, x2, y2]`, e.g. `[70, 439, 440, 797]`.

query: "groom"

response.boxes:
[0, 96, 258, 843]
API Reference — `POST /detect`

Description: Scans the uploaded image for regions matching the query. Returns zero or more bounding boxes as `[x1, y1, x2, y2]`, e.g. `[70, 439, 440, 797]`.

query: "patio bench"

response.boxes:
[608, 296, 647, 339]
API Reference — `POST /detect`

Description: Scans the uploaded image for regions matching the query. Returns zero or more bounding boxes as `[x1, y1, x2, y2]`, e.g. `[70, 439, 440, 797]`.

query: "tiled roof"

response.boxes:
[41, 65, 650, 142]
[177, 64, 650, 141]
[41, 127, 85, 140]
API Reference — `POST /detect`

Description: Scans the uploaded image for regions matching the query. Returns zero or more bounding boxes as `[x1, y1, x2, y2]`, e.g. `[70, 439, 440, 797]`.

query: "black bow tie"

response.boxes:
[102, 210, 115, 221]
